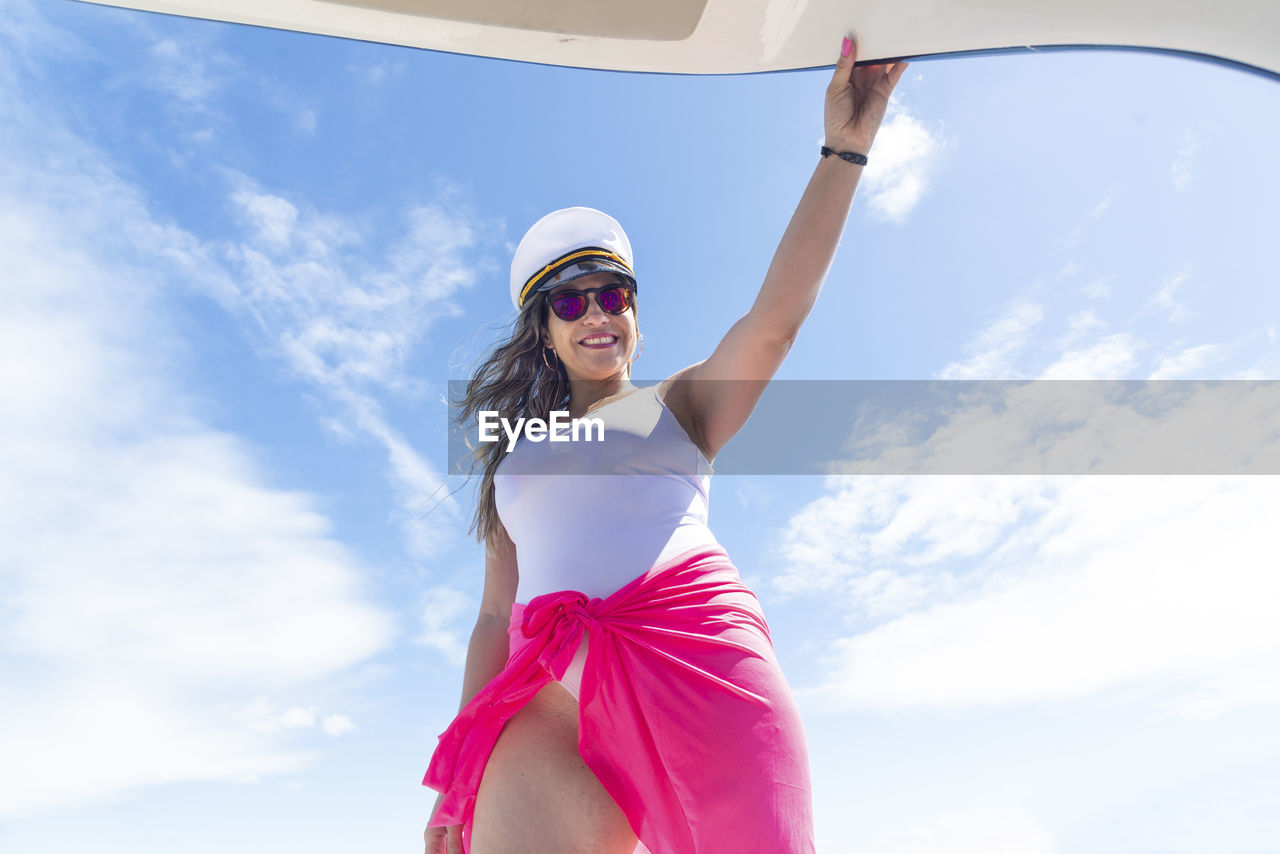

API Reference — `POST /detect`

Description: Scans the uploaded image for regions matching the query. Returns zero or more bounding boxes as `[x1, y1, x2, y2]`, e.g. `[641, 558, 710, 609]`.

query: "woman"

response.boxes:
[426, 36, 907, 854]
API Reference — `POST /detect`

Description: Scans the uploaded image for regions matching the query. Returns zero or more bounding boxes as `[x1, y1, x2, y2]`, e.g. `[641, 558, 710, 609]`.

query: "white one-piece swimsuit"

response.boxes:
[493, 382, 719, 697]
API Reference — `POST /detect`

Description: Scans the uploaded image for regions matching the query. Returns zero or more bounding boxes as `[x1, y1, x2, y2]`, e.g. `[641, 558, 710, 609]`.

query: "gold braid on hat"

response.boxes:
[518, 247, 634, 308]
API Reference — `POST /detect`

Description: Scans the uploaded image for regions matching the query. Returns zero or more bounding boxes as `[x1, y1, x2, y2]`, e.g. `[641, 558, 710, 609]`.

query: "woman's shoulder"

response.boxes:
[653, 363, 703, 403]
[654, 366, 713, 462]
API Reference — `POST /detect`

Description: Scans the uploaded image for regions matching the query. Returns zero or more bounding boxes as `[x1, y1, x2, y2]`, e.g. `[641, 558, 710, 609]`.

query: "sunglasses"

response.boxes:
[545, 284, 635, 322]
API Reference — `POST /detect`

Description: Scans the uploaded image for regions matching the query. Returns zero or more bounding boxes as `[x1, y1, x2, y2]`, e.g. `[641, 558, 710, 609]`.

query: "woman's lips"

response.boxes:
[579, 334, 618, 349]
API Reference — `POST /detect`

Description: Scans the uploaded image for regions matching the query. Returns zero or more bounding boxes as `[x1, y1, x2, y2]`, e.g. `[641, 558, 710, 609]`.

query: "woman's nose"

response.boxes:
[581, 296, 608, 321]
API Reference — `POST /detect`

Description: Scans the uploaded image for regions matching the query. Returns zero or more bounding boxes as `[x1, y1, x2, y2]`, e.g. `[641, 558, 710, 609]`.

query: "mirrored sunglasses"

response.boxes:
[546, 284, 635, 322]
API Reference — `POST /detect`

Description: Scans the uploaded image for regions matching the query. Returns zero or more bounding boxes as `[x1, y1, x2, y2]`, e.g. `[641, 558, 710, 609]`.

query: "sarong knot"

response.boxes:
[520, 589, 593, 639]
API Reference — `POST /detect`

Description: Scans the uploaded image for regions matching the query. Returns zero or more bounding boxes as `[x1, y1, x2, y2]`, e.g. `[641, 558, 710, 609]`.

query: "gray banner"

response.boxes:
[446, 380, 1280, 475]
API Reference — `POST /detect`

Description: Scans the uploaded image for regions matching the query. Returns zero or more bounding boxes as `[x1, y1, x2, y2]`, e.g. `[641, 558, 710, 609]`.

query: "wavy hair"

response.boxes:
[456, 290, 638, 542]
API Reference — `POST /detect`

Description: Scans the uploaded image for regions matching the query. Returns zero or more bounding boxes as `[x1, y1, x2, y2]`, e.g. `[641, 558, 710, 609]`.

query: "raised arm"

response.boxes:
[671, 37, 908, 461]
[426, 522, 518, 854]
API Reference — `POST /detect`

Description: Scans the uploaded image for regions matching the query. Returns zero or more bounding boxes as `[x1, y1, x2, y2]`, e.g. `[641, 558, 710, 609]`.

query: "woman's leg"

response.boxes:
[470, 681, 639, 854]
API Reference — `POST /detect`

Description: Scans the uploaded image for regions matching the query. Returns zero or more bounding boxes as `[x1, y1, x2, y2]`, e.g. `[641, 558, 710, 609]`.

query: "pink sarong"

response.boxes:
[424, 545, 814, 853]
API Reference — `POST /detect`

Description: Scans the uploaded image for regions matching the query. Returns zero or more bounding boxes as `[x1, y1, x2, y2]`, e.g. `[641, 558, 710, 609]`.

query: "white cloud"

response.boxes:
[322, 713, 358, 737]
[859, 102, 941, 223]
[1145, 271, 1194, 324]
[0, 30, 398, 815]
[1235, 347, 1280, 380]
[0, 0, 79, 75]
[774, 476, 1045, 600]
[783, 476, 1280, 714]
[0, 202, 393, 816]
[1064, 193, 1113, 249]
[783, 242, 1280, 711]
[1149, 343, 1222, 379]
[733, 477, 779, 513]
[855, 802, 1058, 854]
[219, 184, 474, 386]
[1172, 127, 1198, 191]
[1040, 332, 1140, 378]
[7, 679, 315, 814]
[1082, 275, 1113, 300]
[144, 35, 230, 106]
[229, 701, 360, 736]
[237, 700, 318, 734]
[417, 586, 474, 666]
[234, 187, 299, 247]
[938, 299, 1044, 379]
[1058, 309, 1106, 348]
[296, 106, 317, 134]
[208, 180, 495, 555]
[351, 58, 405, 85]
[819, 378, 1279, 479]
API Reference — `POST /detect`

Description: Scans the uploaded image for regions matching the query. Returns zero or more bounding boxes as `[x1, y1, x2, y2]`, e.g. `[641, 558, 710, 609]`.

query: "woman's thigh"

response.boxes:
[470, 682, 638, 854]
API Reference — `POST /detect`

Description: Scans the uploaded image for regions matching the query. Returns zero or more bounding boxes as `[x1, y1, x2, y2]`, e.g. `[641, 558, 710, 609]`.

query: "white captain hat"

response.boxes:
[510, 207, 636, 310]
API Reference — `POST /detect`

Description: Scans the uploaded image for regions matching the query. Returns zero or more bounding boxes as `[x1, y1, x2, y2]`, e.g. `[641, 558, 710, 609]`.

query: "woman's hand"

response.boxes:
[824, 36, 909, 155]
[424, 792, 462, 854]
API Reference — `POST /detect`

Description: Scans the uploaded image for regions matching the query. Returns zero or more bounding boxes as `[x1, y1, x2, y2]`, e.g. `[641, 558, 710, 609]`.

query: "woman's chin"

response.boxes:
[566, 360, 628, 382]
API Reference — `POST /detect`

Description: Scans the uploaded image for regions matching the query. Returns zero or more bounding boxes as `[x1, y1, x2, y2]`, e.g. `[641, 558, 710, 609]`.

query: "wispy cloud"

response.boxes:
[416, 586, 475, 667]
[840, 801, 1058, 854]
[16, 5, 497, 559]
[733, 477, 780, 513]
[1058, 309, 1106, 348]
[859, 100, 942, 223]
[0, 162, 393, 817]
[778, 241, 1277, 716]
[213, 178, 493, 554]
[1172, 127, 1198, 191]
[219, 179, 484, 395]
[236, 700, 319, 734]
[769, 380, 1280, 479]
[145, 35, 232, 107]
[1082, 275, 1113, 300]
[323, 713, 358, 736]
[774, 476, 1039, 605]
[1040, 332, 1140, 378]
[1065, 193, 1112, 249]
[938, 299, 1044, 379]
[1145, 270, 1194, 324]
[0, 0, 80, 76]
[230, 701, 359, 737]
[781, 169, 1280, 712]
[351, 58, 406, 86]
[1149, 343, 1222, 379]
[805, 476, 1279, 712]
[777, 475, 1280, 716]
[0, 4, 478, 815]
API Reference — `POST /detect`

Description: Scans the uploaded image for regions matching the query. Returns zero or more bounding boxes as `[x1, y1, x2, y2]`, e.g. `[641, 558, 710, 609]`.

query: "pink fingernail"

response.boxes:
[841, 37, 852, 57]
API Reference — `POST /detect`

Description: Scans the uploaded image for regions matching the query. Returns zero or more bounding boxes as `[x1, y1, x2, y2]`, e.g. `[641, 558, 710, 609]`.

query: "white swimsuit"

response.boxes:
[494, 383, 719, 696]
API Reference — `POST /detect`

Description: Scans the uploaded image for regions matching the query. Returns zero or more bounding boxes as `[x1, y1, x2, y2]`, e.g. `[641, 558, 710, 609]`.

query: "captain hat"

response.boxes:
[510, 207, 636, 310]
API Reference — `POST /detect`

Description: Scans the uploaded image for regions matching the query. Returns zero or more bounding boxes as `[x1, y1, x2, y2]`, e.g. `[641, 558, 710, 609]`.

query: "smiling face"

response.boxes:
[540, 272, 639, 382]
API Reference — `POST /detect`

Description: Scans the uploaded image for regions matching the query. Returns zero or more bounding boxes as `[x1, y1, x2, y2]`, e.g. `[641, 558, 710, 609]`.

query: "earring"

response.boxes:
[629, 333, 644, 365]
[542, 346, 559, 371]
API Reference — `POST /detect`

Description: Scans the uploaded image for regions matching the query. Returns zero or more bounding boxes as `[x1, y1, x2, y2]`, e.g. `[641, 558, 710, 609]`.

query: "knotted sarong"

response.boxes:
[424, 545, 815, 853]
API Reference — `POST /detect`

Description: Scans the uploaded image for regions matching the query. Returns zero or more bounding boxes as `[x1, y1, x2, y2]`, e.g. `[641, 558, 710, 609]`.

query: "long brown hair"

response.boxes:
[456, 290, 639, 542]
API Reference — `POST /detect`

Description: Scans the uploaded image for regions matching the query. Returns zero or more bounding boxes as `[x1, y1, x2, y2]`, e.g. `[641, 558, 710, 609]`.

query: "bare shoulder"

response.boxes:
[655, 357, 772, 463]
[655, 364, 714, 461]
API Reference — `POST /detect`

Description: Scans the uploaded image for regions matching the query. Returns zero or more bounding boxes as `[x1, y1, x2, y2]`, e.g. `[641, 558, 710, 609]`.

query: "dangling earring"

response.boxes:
[629, 333, 644, 365]
[542, 346, 559, 371]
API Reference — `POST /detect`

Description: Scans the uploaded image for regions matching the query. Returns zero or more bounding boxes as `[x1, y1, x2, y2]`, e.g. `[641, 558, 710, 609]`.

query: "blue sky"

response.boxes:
[3, 0, 1280, 851]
